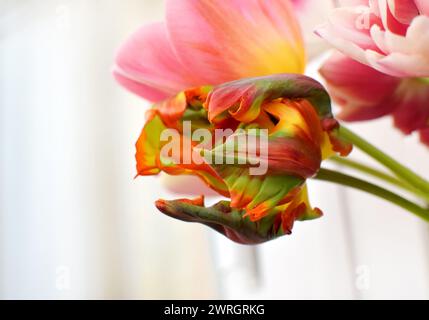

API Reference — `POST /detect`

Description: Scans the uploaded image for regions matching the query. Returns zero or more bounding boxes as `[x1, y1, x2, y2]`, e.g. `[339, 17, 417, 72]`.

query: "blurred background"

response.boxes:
[1, 0, 429, 300]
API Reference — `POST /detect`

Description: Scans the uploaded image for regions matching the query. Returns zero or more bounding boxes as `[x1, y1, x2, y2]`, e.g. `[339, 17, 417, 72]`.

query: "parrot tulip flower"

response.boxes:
[316, 0, 429, 146]
[113, 0, 354, 244]
[137, 75, 352, 244]
[113, 0, 306, 102]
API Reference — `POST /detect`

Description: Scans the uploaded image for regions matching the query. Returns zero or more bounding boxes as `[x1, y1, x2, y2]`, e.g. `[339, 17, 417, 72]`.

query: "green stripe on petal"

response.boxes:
[155, 198, 291, 245]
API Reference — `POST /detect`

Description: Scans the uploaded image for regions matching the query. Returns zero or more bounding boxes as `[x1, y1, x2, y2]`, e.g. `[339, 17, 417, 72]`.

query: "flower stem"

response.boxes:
[329, 156, 429, 203]
[315, 168, 429, 222]
[338, 126, 429, 194]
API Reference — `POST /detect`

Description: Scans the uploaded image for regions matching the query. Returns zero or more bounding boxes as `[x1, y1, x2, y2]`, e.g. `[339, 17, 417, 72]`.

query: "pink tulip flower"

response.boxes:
[291, 0, 337, 59]
[114, 0, 307, 103]
[316, 0, 429, 146]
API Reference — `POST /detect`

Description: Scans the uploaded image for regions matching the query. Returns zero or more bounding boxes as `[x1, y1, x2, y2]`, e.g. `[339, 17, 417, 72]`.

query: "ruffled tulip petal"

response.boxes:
[135, 99, 229, 196]
[200, 75, 352, 221]
[155, 192, 322, 245]
[207, 74, 352, 157]
[165, 0, 305, 85]
[204, 129, 316, 221]
[206, 74, 333, 124]
[155, 197, 281, 245]
[114, 23, 198, 101]
[214, 166, 304, 221]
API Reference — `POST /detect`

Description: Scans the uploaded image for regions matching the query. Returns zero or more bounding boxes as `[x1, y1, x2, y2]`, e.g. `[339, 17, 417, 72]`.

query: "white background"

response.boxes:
[1, 0, 429, 299]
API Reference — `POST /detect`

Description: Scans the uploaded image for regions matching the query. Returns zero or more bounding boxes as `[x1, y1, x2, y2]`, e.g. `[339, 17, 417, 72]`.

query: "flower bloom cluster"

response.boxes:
[317, 0, 429, 145]
[114, 0, 357, 243]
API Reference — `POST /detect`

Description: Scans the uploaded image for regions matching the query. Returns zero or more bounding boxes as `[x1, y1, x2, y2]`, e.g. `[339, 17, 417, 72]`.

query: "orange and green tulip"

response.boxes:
[136, 75, 352, 244]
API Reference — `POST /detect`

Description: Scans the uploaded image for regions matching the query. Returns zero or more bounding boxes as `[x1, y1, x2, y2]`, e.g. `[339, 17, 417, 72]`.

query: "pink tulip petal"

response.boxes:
[319, 52, 400, 121]
[316, 23, 375, 66]
[317, 5, 429, 78]
[420, 128, 429, 146]
[369, 0, 381, 15]
[315, 5, 385, 68]
[377, 0, 410, 35]
[113, 71, 171, 102]
[415, 0, 429, 16]
[387, 0, 419, 24]
[370, 52, 429, 77]
[406, 15, 429, 51]
[292, 0, 336, 59]
[339, 0, 369, 5]
[364, 16, 429, 77]
[165, 0, 305, 85]
[325, 6, 381, 50]
[392, 79, 429, 134]
[369, 19, 429, 57]
[318, 0, 429, 147]
[115, 22, 198, 101]
[321, 53, 429, 139]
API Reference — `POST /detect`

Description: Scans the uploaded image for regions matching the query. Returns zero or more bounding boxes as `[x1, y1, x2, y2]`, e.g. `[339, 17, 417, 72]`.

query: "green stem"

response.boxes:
[329, 156, 429, 203]
[339, 126, 429, 194]
[315, 168, 429, 222]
